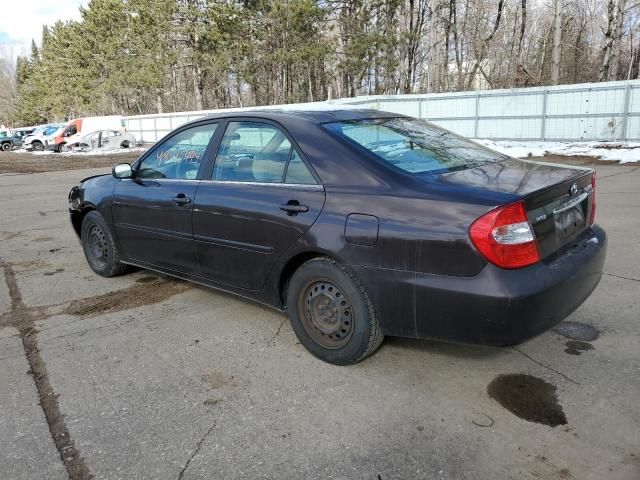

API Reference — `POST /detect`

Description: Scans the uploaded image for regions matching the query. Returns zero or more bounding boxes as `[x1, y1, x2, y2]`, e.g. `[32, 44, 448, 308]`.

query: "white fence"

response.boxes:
[124, 79, 640, 144]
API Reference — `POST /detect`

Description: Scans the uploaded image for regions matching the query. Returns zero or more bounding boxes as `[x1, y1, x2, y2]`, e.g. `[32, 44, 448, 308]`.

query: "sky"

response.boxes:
[0, 0, 86, 54]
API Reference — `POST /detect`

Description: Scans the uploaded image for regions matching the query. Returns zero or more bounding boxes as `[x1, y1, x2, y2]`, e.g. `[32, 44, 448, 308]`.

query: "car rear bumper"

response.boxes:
[352, 225, 607, 346]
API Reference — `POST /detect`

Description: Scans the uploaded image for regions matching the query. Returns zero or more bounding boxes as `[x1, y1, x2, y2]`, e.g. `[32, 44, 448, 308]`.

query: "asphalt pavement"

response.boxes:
[0, 162, 638, 480]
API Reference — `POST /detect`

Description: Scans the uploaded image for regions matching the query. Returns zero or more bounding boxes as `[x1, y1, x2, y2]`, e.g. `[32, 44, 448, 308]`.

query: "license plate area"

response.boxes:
[554, 202, 586, 243]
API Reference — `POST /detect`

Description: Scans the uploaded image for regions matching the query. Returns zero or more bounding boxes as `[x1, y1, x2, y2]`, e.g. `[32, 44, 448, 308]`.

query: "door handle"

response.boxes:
[172, 194, 192, 206]
[280, 201, 309, 215]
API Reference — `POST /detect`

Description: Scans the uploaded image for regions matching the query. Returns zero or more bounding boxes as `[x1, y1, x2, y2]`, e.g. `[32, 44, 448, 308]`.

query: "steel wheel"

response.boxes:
[1, 143, 11, 151]
[299, 278, 354, 349]
[87, 224, 109, 270]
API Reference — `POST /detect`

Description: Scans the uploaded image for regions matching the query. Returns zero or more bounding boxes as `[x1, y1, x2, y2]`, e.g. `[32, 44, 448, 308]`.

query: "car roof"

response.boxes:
[199, 108, 403, 124]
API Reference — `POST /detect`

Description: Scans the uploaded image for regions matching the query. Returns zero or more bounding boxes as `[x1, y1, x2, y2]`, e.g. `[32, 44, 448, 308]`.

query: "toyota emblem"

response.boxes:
[570, 183, 578, 196]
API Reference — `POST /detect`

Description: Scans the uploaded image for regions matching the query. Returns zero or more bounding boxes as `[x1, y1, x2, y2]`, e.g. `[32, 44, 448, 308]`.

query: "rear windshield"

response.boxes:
[323, 117, 506, 174]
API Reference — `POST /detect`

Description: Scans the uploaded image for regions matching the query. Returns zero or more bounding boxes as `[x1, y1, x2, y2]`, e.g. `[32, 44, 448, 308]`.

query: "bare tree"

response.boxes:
[601, 0, 628, 80]
[551, 0, 563, 84]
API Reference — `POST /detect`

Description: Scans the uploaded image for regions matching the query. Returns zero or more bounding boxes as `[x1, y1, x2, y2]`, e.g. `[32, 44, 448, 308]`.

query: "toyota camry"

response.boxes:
[68, 110, 607, 364]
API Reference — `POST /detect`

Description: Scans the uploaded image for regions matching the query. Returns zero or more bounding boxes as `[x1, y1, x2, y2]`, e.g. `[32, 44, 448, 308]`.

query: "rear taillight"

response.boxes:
[589, 172, 596, 225]
[469, 200, 540, 269]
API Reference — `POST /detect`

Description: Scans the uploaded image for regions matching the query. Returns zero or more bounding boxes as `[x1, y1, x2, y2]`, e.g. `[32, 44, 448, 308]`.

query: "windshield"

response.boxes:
[323, 117, 506, 175]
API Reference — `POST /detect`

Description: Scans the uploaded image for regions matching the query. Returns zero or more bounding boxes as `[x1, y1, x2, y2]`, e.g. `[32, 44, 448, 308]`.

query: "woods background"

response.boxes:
[1, 0, 639, 126]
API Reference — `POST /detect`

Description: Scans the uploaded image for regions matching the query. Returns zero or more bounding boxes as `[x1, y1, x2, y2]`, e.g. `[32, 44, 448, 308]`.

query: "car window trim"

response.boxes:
[207, 117, 321, 186]
[132, 119, 223, 181]
[198, 179, 324, 190]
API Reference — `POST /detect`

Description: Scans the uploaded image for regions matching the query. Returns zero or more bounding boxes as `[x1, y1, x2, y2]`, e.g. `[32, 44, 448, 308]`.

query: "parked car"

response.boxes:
[67, 129, 136, 152]
[50, 116, 124, 152]
[68, 110, 606, 364]
[23, 124, 64, 151]
[0, 127, 36, 151]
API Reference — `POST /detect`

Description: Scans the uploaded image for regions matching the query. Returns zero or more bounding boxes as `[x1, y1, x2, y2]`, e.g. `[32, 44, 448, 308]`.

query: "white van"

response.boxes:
[50, 116, 124, 152]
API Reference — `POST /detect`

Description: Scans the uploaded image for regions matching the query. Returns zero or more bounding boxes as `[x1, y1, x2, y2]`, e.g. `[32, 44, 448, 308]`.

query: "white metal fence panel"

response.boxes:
[123, 79, 640, 143]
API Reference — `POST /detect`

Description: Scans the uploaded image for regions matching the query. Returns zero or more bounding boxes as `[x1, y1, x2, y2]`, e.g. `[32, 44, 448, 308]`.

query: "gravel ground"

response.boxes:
[0, 151, 143, 174]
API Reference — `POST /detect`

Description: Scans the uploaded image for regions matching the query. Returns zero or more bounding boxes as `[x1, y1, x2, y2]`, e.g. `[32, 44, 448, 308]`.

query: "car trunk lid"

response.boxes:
[423, 158, 595, 259]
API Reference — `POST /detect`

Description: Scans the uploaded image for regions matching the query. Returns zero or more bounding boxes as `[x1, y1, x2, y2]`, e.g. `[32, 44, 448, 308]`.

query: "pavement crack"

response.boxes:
[267, 317, 288, 346]
[512, 346, 580, 385]
[603, 272, 640, 283]
[1, 260, 94, 480]
[177, 423, 216, 480]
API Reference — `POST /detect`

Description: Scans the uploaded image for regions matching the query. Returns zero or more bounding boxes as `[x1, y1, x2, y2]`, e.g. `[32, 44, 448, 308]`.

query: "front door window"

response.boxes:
[137, 123, 218, 180]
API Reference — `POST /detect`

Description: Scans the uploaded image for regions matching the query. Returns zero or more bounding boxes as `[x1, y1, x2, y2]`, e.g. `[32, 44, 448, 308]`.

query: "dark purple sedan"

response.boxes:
[68, 110, 606, 364]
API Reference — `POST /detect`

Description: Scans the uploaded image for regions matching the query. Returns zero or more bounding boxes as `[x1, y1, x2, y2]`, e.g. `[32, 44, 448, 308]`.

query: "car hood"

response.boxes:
[421, 157, 588, 197]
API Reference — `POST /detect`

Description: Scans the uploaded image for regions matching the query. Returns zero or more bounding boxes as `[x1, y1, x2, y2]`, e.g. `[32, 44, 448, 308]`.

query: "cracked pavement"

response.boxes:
[0, 162, 639, 479]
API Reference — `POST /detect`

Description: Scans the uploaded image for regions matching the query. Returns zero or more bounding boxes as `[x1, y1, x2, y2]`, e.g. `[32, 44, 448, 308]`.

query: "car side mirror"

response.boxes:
[112, 163, 133, 179]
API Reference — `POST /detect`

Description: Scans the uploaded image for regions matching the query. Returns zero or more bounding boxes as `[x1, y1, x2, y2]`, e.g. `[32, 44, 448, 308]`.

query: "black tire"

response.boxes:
[121, 141, 130, 148]
[81, 211, 129, 277]
[31, 141, 44, 151]
[58, 143, 69, 153]
[1, 142, 11, 151]
[286, 257, 383, 364]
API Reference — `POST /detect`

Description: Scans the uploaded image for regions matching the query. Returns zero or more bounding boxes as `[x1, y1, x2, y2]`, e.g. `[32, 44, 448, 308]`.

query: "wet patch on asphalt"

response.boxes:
[488, 373, 567, 427]
[552, 321, 599, 342]
[135, 276, 158, 284]
[564, 340, 595, 355]
[64, 277, 191, 317]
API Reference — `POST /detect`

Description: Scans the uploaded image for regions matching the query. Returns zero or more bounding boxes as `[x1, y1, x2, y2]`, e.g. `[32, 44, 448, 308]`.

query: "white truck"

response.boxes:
[49, 116, 125, 152]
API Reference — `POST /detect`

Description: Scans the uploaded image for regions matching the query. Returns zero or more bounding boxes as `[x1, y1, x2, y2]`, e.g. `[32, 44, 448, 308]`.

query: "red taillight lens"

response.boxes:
[589, 172, 596, 225]
[469, 200, 540, 269]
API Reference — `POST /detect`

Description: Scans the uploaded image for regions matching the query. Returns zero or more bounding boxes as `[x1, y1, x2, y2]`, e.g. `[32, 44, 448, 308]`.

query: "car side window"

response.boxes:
[212, 122, 292, 183]
[285, 150, 317, 185]
[137, 123, 218, 180]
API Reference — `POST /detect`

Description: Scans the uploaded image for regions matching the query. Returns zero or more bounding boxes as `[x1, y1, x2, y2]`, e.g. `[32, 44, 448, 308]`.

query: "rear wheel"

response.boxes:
[120, 141, 130, 148]
[287, 257, 383, 364]
[81, 211, 129, 277]
[1, 142, 11, 151]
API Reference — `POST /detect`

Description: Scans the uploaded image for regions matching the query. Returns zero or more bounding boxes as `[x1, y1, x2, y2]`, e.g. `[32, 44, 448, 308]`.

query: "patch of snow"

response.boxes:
[474, 139, 640, 164]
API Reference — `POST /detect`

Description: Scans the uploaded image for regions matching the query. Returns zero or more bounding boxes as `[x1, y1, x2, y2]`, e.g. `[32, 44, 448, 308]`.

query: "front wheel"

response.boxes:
[287, 257, 383, 364]
[58, 143, 69, 153]
[1, 142, 11, 151]
[31, 141, 44, 151]
[81, 211, 129, 277]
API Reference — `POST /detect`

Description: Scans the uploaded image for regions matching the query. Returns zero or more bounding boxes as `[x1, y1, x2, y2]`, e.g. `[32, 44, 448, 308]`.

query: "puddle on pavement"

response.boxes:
[64, 277, 191, 317]
[552, 321, 599, 342]
[564, 340, 595, 355]
[488, 374, 567, 427]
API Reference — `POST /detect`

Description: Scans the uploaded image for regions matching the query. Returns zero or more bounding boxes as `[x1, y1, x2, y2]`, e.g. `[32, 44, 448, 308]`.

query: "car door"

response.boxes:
[193, 120, 325, 290]
[112, 121, 220, 274]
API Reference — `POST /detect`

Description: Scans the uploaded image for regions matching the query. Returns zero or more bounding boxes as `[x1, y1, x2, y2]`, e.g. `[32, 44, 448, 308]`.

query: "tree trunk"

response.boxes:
[551, 0, 562, 85]
[156, 89, 164, 114]
[192, 66, 203, 111]
[609, 0, 627, 79]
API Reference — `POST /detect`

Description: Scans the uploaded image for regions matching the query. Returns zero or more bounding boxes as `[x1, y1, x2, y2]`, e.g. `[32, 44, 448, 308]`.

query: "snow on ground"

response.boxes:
[474, 139, 640, 164]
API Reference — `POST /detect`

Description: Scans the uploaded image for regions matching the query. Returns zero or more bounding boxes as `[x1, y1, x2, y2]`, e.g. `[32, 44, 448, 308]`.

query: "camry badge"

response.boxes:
[570, 183, 578, 196]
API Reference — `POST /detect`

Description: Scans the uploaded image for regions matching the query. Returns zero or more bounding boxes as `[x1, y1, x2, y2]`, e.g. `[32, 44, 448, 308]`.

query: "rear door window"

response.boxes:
[212, 121, 293, 183]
